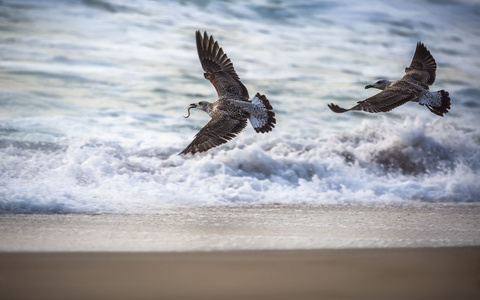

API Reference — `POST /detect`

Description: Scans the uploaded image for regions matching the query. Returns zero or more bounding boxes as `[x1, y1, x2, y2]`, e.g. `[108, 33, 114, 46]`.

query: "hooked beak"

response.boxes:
[365, 84, 373, 89]
[183, 103, 197, 118]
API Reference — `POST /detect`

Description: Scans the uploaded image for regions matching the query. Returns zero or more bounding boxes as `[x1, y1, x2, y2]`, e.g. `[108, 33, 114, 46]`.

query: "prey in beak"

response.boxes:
[183, 103, 197, 118]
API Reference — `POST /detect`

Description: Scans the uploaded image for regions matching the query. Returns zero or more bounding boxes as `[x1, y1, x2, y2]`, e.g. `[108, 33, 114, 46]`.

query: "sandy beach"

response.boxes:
[1, 204, 480, 299]
[1, 247, 479, 300]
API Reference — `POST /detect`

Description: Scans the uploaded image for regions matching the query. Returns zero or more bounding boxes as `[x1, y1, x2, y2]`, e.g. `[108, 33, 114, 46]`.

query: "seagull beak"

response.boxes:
[184, 103, 197, 118]
[365, 84, 373, 89]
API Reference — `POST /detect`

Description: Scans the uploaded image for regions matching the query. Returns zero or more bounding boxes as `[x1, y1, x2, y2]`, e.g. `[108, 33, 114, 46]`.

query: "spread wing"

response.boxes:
[196, 31, 249, 100]
[328, 89, 416, 114]
[180, 115, 248, 155]
[403, 42, 437, 85]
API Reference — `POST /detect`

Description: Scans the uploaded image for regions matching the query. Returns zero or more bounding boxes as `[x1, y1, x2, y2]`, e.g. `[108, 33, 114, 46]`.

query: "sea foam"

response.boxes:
[1, 115, 479, 214]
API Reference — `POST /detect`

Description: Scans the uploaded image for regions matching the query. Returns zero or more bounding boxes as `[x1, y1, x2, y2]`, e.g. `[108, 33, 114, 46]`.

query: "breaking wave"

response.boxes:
[1, 117, 479, 214]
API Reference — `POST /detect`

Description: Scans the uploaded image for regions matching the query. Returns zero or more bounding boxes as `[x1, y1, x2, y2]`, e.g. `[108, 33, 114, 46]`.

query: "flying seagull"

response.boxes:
[328, 42, 450, 116]
[180, 31, 276, 155]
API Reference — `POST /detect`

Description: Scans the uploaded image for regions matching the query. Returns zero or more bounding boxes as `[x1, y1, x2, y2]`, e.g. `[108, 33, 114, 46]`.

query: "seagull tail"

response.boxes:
[250, 93, 276, 133]
[327, 103, 350, 113]
[426, 90, 451, 117]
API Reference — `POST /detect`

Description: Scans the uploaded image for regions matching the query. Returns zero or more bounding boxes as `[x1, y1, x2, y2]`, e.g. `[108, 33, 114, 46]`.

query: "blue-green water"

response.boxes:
[1, 0, 479, 213]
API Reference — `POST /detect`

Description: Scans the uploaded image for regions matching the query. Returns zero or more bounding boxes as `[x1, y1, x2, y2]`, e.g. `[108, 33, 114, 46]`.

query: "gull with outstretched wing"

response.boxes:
[180, 31, 276, 155]
[328, 42, 450, 117]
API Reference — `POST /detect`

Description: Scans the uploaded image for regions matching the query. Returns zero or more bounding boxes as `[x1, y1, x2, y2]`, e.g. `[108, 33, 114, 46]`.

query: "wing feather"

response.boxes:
[196, 31, 249, 100]
[328, 89, 415, 114]
[403, 42, 437, 85]
[180, 115, 248, 155]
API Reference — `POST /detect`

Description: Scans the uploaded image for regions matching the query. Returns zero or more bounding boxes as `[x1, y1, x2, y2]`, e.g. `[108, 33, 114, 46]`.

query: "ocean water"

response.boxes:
[1, 0, 479, 214]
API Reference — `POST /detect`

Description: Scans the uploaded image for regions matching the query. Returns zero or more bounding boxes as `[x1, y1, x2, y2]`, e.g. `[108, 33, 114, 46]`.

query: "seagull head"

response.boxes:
[184, 101, 211, 118]
[365, 79, 390, 90]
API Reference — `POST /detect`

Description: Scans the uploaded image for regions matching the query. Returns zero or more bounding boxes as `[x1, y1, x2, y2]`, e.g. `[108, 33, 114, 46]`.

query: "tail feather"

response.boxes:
[426, 90, 451, 117]
[250, 93, 276, 133]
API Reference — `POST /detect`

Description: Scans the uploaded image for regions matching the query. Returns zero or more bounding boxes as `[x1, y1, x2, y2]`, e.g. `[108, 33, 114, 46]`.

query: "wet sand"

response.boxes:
[1, 203, 480, 251]
[1, 204, 480, 299]
[1, 248, 479, 300]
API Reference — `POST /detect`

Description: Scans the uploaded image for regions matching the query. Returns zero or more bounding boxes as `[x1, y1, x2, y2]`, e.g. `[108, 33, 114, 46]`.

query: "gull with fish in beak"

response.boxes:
[180, 31, 276, 155]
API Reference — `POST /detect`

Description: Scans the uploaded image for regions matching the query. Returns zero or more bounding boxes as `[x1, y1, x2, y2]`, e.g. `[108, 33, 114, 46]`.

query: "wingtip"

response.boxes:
[195, 30, 210, 46]
[179, 139, 199, 155]
[179, 146, 197, 156]
[415, 41, 430, 57]
[178, 148, 189, 155]
[414, 41, 431, 56]
[328, 103, 349, 113]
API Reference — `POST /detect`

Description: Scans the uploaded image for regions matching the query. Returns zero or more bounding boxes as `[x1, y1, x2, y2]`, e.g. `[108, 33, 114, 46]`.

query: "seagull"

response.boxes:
[180, 31, 276, 155]
[328, 42, 451, 116]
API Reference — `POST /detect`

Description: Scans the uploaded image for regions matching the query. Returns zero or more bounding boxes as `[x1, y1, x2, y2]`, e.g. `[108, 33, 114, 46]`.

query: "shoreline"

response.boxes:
[1, 203, 479, 252]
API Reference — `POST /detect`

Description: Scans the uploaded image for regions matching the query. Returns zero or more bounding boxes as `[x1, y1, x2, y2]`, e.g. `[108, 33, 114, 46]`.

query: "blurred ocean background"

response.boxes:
[1, 0, 479, 213]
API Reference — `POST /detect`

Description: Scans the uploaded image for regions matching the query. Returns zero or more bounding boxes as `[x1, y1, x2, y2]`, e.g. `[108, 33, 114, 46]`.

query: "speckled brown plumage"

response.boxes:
[328, 42, 450, 116]
[196, 31, 249, 101]
[180, 31, 276, 155]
